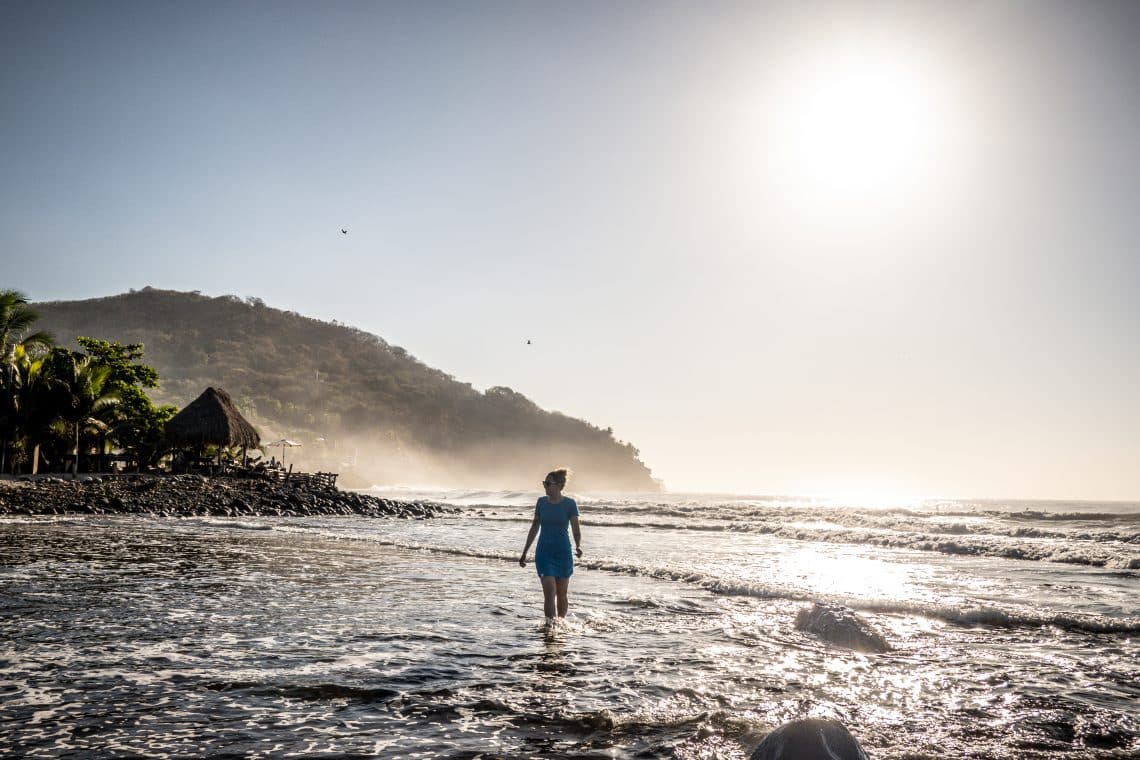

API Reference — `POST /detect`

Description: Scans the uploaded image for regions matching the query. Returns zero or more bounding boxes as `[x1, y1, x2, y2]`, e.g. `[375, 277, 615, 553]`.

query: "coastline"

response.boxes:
[0, 474, 455, 519]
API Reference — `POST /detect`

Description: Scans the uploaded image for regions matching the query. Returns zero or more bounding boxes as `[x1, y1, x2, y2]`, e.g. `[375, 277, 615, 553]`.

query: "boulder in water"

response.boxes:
[750, 718, 869, 760]
[794, 603, 890, 653]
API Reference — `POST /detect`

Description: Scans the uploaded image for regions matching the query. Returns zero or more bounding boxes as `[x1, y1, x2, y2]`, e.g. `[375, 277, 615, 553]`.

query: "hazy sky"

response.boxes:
[3, 0, 1138, 500]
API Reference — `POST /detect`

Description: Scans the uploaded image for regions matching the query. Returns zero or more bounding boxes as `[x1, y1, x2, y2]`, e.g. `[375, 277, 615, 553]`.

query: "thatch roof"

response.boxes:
[165, 387, 260, 449]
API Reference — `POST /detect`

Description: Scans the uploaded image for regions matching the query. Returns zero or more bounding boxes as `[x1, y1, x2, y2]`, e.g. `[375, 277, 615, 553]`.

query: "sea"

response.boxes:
[2, 490, 1137, 759]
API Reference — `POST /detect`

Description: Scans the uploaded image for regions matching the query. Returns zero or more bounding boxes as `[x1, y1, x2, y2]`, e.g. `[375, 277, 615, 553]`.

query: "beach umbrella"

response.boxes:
[265, 439, 302, 468]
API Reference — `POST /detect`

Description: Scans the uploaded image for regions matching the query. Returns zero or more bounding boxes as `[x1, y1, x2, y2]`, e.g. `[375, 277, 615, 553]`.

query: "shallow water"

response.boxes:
[2, 493, 1138, 758]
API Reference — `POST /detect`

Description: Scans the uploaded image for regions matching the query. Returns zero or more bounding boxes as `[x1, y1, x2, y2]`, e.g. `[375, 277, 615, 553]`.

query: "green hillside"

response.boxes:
[33, 288, 659, 491]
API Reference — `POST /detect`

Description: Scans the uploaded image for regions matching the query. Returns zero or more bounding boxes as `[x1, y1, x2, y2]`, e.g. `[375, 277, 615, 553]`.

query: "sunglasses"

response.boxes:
[542, 480, 558, 487]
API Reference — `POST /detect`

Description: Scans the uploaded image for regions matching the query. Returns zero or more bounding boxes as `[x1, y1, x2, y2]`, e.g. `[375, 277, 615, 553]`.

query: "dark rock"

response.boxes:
[794, 603, 890, 653]
[750, 719, 869, 760]
[0, 475, 452, 521]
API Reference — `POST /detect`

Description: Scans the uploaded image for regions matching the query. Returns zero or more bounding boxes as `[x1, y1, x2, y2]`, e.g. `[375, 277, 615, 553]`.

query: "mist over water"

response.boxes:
[3, 492, 1138, 758]
[296, 435, 659, 493]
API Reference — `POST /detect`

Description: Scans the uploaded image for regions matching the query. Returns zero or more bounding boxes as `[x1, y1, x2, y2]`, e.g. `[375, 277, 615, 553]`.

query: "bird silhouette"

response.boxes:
[526, 339, 532, 345]
[340, 228, 348, 235]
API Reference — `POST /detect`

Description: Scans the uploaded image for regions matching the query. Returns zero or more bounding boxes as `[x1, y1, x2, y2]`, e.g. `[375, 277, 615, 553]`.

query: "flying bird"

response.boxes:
[341, 228, 348, 235]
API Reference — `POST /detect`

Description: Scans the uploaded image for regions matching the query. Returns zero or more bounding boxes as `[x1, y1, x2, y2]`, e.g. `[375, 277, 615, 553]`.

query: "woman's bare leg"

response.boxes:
[555, 577, 570, 617]
[540, 576, 557, 619]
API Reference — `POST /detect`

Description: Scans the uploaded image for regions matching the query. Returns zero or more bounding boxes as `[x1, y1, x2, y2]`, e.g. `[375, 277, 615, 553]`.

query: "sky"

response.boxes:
[2, 0, 1139, 500]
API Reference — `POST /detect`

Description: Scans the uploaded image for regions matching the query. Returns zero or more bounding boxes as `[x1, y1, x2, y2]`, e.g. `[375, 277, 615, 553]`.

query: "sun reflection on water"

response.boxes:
[771, 546, 921, 602]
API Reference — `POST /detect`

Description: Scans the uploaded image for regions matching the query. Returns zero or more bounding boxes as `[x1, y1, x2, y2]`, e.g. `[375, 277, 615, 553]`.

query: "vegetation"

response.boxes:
[0, 289, 174, 474]
[32, 288, 660, 490]
[75, 337, 179, 470]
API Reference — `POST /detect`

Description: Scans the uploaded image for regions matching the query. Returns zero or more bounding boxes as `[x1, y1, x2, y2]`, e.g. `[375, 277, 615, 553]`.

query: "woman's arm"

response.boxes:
[519, 513, 540, 567]
[570, 515, 583, 558]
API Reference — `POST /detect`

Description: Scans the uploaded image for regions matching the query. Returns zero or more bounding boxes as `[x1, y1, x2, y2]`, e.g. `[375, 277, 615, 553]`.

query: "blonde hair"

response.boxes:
[545, 468, 571, 488]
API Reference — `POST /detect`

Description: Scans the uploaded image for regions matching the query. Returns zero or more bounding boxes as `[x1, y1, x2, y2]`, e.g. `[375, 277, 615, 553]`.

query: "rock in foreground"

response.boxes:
[794, 602, 891, 654]
[750, 718, 870, 760]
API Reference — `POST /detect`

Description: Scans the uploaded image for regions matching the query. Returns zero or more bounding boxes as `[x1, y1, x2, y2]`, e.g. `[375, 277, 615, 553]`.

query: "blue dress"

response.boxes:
[534, 496, 579, 577]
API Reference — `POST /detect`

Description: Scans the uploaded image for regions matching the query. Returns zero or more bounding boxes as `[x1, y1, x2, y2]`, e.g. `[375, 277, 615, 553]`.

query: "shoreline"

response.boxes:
[0, 474, 456, 519]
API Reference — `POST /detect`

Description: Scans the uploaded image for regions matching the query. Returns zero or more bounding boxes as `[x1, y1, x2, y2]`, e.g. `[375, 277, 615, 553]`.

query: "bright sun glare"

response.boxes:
[766, 39, 947, 204]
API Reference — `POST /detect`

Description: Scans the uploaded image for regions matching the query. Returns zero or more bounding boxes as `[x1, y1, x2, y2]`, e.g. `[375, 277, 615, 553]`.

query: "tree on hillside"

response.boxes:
[0, 289, 54, 472]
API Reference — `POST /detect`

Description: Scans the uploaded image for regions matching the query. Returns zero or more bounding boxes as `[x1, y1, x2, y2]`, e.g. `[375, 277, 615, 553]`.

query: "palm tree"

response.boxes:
[0, 289, 53, 359]
[7, 345, 54, 473]
[49, 352, 119, 476]
[0, 289, 54, 472]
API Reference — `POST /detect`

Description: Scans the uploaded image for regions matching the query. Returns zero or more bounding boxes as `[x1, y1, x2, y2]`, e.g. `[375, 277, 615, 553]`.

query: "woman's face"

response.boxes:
[542, 477, 562, 496]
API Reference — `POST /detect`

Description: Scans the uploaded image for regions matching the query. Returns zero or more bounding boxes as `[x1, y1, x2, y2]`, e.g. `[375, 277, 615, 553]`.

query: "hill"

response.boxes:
[32, 288, 659, 491]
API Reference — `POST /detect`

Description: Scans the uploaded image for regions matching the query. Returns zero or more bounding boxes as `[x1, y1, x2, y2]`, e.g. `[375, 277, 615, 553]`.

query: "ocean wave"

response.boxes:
[204, 680, 400, 702]
[269, 526, 1140, 636]
[0, 516, 78, 526]
[466, 510, 1140, 570]
[768, 527, 1140, 570]
[472, 503, 1140, 539]
[598, 562, 1140, 635]
[181, 518, 274, 531]
[378, 685, 729, 744]
[365, 487, 537, 507]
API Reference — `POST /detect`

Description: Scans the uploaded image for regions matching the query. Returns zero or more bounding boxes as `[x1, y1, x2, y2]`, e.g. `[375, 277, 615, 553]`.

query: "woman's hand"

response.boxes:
[518, 556, 527, 568]
[575, 546, 583, 558]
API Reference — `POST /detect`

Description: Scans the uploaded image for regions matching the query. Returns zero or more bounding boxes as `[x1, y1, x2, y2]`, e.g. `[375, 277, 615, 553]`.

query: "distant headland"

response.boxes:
[30, 288, 660, 491]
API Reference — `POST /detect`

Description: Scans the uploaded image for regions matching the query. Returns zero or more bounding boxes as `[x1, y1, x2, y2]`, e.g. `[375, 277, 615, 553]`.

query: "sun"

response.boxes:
[765, 38, 948, 205]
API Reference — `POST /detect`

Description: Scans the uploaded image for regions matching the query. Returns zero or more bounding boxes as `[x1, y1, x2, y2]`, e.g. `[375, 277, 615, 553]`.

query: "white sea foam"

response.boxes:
[261, 522, 1140, 636]
[181, 518, 274, 531]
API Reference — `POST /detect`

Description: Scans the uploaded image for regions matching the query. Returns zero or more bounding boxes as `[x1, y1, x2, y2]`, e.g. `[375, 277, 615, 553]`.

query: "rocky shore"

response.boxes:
[0, 475, 456, 519]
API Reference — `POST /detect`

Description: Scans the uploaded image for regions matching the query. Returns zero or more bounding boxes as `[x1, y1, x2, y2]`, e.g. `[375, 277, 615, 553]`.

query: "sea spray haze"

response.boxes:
[2, 491, 1137, 758]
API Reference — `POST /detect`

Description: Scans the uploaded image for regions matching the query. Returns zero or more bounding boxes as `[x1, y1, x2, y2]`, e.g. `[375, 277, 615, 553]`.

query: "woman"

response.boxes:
[519, 468, 583, 622]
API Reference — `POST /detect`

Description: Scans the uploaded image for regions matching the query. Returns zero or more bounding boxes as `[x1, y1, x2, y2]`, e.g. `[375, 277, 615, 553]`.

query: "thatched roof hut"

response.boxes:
[165, 387, 260, 449]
